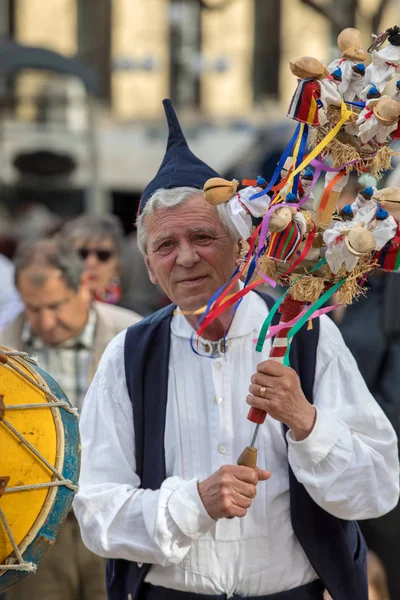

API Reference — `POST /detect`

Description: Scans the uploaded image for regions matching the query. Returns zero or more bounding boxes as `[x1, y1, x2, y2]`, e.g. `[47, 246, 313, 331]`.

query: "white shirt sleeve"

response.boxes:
[73, 331, 215, 565]
[287, 315, 399, 520]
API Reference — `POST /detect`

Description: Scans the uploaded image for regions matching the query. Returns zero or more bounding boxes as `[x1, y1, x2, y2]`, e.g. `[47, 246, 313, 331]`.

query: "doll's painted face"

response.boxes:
[73, 236, 119, 293]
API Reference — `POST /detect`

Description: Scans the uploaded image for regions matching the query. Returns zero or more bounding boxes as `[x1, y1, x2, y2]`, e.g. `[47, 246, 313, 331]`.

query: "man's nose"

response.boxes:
[39, 309, 57, 331]
[175, 241, 200, 267]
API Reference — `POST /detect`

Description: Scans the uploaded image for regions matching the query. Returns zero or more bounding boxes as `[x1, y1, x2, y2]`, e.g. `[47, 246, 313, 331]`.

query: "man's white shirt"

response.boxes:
[73, 291, 399, 598]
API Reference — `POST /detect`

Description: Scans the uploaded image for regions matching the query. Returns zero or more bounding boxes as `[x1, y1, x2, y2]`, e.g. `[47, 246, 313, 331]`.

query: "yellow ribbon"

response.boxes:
[271, 102, 353, 207]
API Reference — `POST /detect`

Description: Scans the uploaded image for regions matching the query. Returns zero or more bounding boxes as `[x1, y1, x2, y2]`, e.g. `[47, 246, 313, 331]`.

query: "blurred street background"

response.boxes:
[0, 0, 399, 234]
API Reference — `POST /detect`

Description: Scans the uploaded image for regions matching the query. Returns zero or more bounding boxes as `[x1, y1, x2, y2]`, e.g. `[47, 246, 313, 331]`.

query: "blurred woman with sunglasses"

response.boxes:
[62, 214, 126, 307]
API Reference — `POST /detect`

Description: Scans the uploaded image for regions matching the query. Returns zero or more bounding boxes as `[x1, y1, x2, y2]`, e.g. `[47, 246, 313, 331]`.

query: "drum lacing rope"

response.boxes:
[5, 402, 78, 416]
[0, 350, 78, 574]
[1, 350, 79, 418]
[0, 507, 37, 573]
[1, 418, 78, 493]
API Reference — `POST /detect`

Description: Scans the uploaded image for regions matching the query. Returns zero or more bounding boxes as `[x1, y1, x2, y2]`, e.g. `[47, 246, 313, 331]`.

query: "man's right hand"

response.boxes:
[197, 465, 270, 520]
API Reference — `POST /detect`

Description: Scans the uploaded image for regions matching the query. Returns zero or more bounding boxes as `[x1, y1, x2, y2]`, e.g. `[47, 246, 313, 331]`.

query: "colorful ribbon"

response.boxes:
[255, 258, 327, 352]
[317, 171, 345, 213]
[256, 102, 353, 255]
[282, 278, 345, 366]
[253, 303, 340, 342]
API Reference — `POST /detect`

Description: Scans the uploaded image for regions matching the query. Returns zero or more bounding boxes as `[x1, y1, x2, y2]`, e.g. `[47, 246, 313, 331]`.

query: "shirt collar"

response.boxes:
[171, 289, 270, 343]
[22, 306, 97, 351]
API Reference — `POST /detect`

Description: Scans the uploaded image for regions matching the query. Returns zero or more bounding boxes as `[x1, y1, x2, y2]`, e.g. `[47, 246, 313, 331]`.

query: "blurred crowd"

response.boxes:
[0, 200, 168, 329]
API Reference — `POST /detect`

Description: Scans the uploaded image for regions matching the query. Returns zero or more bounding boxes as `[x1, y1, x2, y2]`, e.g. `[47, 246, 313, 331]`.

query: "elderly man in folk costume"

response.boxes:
[74, 100, 399, 600]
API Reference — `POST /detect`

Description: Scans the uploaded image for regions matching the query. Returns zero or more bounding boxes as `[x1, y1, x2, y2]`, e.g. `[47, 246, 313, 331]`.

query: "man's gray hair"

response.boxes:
[136, 187, 239, 255]
[61, 213, 124, 257]
[14, 238, 84, 292]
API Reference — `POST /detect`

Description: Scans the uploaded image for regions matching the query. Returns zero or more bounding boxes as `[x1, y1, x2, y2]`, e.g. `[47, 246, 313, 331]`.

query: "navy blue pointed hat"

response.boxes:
[139, 99, 220, 214]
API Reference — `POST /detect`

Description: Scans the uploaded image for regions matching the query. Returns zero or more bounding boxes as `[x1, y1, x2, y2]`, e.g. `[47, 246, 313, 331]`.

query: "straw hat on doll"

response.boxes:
[338, 28, 367, 62]
[344, 224, 376, 256]
[289, 56, 329, 80]
[373, 187, 400, 208]
[372, 98, 400, 125]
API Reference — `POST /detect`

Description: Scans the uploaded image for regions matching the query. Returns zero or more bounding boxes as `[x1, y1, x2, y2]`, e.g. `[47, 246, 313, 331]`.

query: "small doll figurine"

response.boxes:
[287, 56, 342, 126]
[266, 193, 307, 263]
[368, 205, 398, 251]
[361, 25, 400, 99]
[323, 221, 376, 274]
[340, 186, 375, 220]
[203, 177, 271, 241]
[344, 85, 381, 139]
[298, 167, 316, 212]
[328, 28, 367, 101]
[336, 187, 398, 268]
[356, 97, 400, 144]
[279, 158, 315, 212]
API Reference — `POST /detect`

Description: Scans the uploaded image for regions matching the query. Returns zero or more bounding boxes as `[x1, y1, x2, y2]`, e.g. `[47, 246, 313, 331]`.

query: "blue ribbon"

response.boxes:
[291, 124, 309, 196]
[346, 100, 366, 109]
[249, 123, 301, 201]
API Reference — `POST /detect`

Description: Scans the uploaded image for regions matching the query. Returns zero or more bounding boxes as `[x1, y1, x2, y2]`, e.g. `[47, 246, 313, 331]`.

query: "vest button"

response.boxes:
[128, 595, 133, 600]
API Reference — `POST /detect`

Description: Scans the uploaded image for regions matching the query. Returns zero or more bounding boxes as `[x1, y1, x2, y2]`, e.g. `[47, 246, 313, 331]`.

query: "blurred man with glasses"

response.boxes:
[1, 237, 141, 600]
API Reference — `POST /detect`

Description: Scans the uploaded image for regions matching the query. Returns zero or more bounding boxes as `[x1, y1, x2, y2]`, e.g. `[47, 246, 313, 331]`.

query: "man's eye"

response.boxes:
[195, 235, 211, 242]
[158, 241, 173, 250]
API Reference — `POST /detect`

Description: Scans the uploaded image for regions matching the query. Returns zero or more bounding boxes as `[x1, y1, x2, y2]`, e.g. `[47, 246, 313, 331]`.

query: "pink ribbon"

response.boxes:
[252, 303, 340, 343]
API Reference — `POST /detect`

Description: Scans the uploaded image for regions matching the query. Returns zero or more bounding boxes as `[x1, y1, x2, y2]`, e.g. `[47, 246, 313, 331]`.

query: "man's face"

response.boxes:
[18, 267, 91, 346]
[144, 194, 239, 311]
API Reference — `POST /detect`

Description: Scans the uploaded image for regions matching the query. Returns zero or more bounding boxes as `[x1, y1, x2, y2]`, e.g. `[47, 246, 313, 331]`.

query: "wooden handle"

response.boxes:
[237, 446, 257, 468]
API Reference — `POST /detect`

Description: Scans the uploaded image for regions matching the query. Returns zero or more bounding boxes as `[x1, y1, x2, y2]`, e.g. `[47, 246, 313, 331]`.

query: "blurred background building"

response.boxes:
[0, 0, 398, 232]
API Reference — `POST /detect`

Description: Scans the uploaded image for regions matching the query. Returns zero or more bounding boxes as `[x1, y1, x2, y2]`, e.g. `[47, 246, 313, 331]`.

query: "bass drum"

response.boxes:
[0, 346, 80, 593]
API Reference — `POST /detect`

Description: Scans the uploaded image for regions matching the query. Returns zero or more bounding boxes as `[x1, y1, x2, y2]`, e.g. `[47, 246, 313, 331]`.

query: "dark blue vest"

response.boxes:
[106, 293, 367, 600]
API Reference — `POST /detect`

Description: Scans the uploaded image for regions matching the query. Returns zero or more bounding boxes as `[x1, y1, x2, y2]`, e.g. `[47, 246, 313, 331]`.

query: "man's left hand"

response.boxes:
[247, 360, 316, 441]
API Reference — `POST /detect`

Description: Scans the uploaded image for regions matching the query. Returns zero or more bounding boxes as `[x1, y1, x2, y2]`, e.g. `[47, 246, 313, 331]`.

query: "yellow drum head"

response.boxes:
[0, 347, 80, 592]
[0, 353, 61, 563]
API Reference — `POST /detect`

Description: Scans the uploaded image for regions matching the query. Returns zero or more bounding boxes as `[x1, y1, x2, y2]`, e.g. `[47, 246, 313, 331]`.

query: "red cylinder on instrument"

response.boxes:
[247, 296, 307, 425]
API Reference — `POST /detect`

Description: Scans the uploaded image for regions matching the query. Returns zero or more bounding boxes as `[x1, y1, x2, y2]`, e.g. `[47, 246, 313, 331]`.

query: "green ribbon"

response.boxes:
[394, 247, 400, 272]
[256, 258, 327, 353]
[279, 222, 295, 260]
[282, 277, 345, 366]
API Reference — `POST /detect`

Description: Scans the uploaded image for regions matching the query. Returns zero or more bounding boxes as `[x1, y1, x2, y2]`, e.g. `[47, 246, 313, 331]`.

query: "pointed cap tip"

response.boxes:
[162, 98, 188, 149]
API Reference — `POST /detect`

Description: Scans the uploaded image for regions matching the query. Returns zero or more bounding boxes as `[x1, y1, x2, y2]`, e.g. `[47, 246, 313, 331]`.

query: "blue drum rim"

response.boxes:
[0, 364, 80, 593]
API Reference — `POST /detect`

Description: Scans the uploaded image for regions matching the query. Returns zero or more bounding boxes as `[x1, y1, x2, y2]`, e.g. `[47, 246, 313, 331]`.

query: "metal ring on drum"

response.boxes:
[0, 346, 80, 594]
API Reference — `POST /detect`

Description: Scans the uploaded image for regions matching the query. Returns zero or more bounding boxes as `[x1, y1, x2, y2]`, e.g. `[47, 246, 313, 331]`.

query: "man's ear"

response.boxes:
[144, 256, 158, 285]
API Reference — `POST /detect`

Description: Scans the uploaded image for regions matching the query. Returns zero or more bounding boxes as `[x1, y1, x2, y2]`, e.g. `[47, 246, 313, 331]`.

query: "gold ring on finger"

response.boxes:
[259, 386, 267, 398]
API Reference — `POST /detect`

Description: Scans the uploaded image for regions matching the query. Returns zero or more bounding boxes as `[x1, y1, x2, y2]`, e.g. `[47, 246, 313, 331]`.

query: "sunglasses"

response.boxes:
[77, 247, 115, 262]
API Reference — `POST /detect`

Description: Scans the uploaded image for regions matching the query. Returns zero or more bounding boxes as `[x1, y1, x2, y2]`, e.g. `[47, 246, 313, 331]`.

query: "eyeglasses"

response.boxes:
[77, 247, 115, 262]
